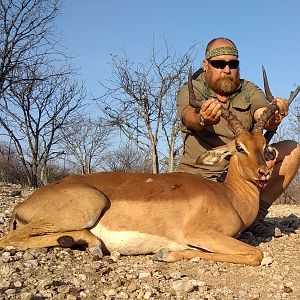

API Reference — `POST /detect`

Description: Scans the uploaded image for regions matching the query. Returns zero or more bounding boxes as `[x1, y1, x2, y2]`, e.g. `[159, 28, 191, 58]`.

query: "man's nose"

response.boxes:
[223, 65, 231, 74]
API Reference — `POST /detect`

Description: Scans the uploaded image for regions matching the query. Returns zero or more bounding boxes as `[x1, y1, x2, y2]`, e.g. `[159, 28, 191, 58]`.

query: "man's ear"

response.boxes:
[202, 59, 208, 72]
[196, 146, 233, 165]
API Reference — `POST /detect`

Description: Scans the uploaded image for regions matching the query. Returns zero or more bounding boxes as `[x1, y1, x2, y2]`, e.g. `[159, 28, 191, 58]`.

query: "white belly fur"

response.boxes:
[90, 224, 187, 255]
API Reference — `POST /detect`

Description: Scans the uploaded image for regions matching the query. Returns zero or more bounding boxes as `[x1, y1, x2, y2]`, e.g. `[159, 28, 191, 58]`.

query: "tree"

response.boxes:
[98, 40, 196, 173]
[61, 117, 111, 174]
[0, 0, 89, 187]
[0, 66, 85, 187]
[102, 142, 152, 173]
[0, 140, 27, 184]
[0, 0, 60, 98]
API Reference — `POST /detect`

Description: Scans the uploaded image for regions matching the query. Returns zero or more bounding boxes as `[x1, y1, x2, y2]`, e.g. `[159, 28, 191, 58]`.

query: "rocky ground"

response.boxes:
[0, 182, 299, 300]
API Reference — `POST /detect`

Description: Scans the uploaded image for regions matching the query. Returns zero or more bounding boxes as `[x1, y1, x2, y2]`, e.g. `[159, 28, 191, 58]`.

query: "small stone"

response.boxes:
[283, 286, 293, 293]
[19, 292, 33, 300]
[127, 282, 138, 293]
[1, 280, 11, 288]
[170, 271, 183, 280]
[274, 227, 283, 237]
[110, 250, 121, 262]
[191, 279, 207, 288]
[7, 247, 18, 256]
[89, 245, 103, 259]
[116, 291, 129, 299]
[143, 291, 152, 299]
[190, 256, 201, 262]
[22, 252, 34, 260]
[138, 271, 151, 279]
[10, 190, 22, 197]
[0, 265, 11, 276]
[260, 256, 273, 266]
[13, 280, 23, 288]
[2, 251, 11, 258]
[248, 290, 260, 298]
[171, 279, 196, 293]
[103, 289, 117, 297]
[5, 289, 15, 296]
[78, 273, 87, 281]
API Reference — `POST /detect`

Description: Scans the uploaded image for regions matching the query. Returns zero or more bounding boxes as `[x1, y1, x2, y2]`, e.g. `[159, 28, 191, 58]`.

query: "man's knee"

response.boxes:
[272, 140, 300, 161]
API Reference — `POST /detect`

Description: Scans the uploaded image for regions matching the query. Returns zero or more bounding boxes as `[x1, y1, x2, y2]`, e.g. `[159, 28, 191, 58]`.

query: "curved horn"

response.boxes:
[262, 65, 274, 103]
[188, 67, 245, 135]
[253, 67, 278, 133]
[253, 102, 278, 134]
[219, 109, 245, 135]
[188, 67, 204, 113]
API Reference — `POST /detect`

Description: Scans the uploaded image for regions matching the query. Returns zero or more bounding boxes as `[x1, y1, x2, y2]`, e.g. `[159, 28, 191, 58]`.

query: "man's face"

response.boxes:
[203, 51, 240, 96]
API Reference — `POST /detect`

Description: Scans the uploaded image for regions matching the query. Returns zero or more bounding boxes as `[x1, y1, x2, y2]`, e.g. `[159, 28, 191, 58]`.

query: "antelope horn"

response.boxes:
[253, 102, 278, 134]
[188, 67, 203, 113]
[253, 67, 279, 133]
[188, 68, 245, 135]
[219, 109, 245, 135]
[262, 65, 274, 103]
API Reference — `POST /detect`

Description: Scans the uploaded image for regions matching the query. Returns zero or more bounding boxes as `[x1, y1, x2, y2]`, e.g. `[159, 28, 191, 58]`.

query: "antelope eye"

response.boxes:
[236, 145, 244, 152]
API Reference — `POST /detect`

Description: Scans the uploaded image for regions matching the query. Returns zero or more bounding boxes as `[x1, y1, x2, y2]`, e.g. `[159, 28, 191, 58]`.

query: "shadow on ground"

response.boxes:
[239, 213, 299, 246]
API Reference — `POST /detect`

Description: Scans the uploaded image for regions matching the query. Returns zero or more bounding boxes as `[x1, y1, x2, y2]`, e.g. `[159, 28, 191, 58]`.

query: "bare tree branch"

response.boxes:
[61, 117, 111, 174]
[98, 40, 196, 173]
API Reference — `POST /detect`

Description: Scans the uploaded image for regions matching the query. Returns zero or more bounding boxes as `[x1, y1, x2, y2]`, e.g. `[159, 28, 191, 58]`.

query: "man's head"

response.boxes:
[203, 37, 240, 96]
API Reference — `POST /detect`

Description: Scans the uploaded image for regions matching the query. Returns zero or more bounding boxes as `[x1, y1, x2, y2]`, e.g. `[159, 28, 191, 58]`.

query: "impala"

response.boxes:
[0, 69, 279, 266]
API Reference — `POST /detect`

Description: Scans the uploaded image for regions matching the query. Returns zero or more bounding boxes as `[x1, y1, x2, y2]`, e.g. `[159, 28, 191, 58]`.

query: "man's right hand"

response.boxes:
[199, 99, 222, 125]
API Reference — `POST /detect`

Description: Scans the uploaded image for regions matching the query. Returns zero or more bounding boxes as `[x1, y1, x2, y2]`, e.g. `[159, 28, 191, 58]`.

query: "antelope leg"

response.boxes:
[154, 231, 263, 266]
[0, 228, 100, 250]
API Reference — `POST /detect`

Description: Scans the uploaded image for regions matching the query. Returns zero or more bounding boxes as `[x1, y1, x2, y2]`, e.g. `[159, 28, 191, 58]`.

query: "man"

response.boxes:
[176, 37, 300, 236]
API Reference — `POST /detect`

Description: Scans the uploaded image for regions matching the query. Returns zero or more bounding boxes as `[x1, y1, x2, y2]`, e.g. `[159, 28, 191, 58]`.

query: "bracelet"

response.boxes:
[199, 114, 205, 126]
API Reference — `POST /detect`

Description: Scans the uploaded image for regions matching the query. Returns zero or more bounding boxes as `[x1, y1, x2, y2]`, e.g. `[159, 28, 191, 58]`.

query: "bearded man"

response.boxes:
[176, 37, 300, 236]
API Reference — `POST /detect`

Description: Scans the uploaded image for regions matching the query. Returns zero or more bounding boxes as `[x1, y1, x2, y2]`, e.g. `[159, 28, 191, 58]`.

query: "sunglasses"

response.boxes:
[207, 59, 239, 69]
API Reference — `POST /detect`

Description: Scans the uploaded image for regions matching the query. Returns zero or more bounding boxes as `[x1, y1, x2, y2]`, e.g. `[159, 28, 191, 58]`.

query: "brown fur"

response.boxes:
[0, 131, 270, 266]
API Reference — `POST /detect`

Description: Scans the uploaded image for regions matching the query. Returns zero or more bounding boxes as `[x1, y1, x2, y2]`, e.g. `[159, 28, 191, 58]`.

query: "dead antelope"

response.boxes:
[0, 70, 279, 266]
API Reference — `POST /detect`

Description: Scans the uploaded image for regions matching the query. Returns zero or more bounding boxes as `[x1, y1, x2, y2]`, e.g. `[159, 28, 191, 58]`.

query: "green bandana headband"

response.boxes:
[205, 46, 239, 60]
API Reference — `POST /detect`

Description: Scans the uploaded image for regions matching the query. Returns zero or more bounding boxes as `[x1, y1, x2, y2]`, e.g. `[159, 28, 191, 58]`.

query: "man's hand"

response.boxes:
[254, 97, 289, 132]
[265, 97, 289, 131]
[272, 97, 289, 124]
[199, 99, 222, 125]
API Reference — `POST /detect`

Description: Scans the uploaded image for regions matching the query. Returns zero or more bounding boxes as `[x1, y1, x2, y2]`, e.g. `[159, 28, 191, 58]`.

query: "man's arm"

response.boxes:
[177, 83, 223, 131]
[181, 99, 222, 131]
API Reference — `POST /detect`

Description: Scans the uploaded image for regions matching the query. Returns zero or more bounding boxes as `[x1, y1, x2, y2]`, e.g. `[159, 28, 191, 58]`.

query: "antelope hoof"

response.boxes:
[152, 248, 170, 262]
[57, 235, 75, 248]
[88, 243, 104, 259]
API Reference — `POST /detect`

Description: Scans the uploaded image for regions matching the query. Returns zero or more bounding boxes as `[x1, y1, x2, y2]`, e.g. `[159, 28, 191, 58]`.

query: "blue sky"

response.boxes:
[56, 0, 300, 102]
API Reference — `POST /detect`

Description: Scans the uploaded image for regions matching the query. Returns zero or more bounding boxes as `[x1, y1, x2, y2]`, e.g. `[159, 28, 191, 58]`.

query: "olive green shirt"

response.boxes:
[177, 72, 268, 179]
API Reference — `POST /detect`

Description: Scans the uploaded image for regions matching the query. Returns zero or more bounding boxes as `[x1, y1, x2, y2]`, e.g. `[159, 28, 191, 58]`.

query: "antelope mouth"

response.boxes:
[254, 172, 270, 188]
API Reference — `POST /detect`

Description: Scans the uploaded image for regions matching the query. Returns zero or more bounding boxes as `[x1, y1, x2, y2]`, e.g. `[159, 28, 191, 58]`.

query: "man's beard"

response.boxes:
[206, 73, 240, 96]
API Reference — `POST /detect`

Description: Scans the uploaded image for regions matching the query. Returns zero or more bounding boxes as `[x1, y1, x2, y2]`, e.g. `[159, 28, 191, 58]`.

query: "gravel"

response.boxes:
[0, 182, 299, 300]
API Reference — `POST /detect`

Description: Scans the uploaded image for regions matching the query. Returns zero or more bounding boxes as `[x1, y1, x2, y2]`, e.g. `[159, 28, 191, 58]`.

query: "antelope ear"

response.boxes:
[196, 147, 233, 165]
[264, 145, 277, 161]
